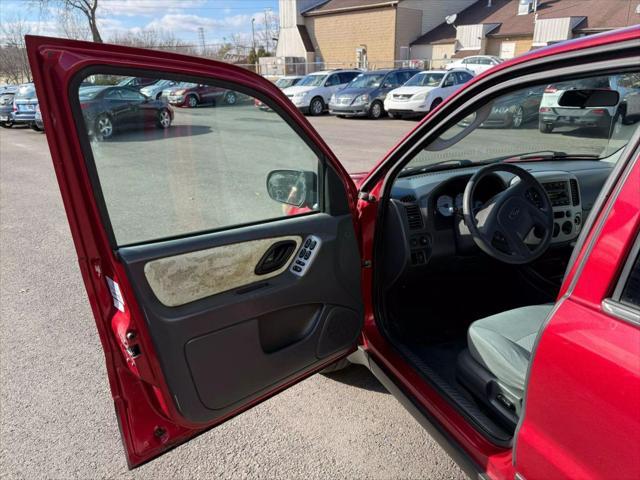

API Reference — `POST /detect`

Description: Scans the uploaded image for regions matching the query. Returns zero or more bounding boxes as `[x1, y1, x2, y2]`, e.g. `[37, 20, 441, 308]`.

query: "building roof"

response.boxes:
[412, 0, 640, 45]
[303, 0, 398, 16]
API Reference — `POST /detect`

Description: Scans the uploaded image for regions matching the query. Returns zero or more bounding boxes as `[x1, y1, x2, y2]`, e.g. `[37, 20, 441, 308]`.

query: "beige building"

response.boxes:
[275, 0, 476, 72]
[411, 0, 640, 65]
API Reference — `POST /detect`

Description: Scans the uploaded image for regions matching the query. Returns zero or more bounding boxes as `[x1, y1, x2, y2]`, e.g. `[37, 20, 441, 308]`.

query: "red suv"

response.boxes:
[27, 27, 640, 479]
[166, 81, 238, 108]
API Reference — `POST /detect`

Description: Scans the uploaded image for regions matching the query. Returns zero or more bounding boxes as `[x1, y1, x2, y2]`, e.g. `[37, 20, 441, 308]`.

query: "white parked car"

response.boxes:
[282, 70, 361, 115]
[384, 69, 474, 119]
[140, 79, 178, 100]
[538, 75, 635, 133]
[446, 56, 503, 75]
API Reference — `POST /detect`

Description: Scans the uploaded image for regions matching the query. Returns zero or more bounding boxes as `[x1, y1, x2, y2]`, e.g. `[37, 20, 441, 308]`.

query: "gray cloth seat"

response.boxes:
[467, 304, 554, 394]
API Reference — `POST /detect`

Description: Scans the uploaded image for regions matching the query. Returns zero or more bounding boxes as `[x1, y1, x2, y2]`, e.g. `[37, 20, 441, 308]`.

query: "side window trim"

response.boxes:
[602, 298, 640, 327]
[600, 187, 640, 327]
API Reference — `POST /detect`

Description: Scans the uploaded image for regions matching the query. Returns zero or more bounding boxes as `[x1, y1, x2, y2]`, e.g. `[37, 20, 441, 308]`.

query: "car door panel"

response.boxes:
[26, 35, 363, 467]
[117, 212, 362, 424]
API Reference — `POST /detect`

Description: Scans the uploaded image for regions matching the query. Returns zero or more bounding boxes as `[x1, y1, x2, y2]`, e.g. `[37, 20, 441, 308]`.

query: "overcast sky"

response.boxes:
[1, 0, 279, 47]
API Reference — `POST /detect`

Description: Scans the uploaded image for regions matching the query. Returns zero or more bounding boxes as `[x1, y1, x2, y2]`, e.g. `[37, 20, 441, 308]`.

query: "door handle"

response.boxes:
[254, 240, 297, 275]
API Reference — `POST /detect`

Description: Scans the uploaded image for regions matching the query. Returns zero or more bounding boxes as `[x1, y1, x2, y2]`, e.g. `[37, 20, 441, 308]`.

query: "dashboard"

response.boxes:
[382, 160, 614, 282]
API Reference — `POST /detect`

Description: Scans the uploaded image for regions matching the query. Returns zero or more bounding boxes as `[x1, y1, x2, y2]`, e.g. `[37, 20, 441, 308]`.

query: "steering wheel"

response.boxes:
[462, 163, 554, 265]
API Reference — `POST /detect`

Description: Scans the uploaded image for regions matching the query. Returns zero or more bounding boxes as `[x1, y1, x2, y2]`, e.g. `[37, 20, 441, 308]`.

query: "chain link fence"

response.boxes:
[232, 58, 454, 78]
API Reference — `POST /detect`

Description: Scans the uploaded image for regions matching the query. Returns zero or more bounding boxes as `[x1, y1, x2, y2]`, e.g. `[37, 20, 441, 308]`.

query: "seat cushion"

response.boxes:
[467, 304, 553, 393]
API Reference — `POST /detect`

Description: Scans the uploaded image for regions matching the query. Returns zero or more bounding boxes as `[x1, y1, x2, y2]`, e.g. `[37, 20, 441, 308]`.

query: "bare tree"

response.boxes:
[34, 0, 102, 42]
[0, 18, 32, 84]
[57, 8, 91, 41]
[108, 29, 199, 56]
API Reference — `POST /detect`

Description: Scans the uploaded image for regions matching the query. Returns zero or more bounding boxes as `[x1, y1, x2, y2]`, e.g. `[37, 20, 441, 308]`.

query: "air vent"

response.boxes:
[569, 179, 580, 206]
[400, 194, 416, 203]
[405, 204, 423, 230]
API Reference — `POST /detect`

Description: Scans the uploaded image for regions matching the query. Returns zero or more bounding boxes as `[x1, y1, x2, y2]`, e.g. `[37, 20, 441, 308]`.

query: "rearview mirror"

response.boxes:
[266, 170, 317, 207]
[558, 89, 619, 108]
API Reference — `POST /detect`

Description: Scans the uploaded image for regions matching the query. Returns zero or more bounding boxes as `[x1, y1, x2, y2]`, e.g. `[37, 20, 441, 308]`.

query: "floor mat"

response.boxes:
[396, 340, 513, 445]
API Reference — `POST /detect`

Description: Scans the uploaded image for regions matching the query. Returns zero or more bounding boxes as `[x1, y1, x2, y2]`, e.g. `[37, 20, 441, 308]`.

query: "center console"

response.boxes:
[538, 173, 582, 243]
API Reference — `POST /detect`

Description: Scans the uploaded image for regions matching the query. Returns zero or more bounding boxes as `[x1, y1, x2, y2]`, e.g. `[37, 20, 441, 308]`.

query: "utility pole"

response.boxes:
[251, 18, 257, 71]
[198, 27, 206, 56]
[264, 8, 271, 54]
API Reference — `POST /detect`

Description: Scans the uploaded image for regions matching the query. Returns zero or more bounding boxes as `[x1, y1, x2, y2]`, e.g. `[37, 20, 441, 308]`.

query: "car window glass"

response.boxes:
[620, 251, 640, 308]
[296, 75, 326, 87]
[119, 89, 145, 101]
[348, 73, 385, 88]
[72, 73, 321, 246]
[384, 73, 400, 87]
[455, 72, 470, 84]
[104, 89, 121, 100]
[339, 72, 358, 84]
[325, 74, 340, 87]
[403, 71, 640, 171]
[405, 72, 444, 87]
[442, 74, 455, 87]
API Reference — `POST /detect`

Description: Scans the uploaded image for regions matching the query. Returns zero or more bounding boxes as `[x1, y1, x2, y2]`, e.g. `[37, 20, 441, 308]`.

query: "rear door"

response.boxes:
[515, 149, 640, 479]
[27, 35, 364, 468]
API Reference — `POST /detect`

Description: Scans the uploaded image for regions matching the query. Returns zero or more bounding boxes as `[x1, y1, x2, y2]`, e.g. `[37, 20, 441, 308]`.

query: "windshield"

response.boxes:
[348, 73, 386, 89]
[275, 78, 298, 88]
[401, 72, 640, 173]
[296, 75, 327, 87]
[404, 73, 444, 87]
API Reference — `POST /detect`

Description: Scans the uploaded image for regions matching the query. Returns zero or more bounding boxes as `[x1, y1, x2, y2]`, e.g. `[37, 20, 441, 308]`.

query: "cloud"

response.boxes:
[98, 0, 207, 17]
[0, 19, 59, 44]
[145, 13, 252, 33]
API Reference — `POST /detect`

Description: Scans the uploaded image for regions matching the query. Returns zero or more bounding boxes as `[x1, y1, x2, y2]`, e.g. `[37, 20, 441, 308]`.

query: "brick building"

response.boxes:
[410, 0, 640, 66]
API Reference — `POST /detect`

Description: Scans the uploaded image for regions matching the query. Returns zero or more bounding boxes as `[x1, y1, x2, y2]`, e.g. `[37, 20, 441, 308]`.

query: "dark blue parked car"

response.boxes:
[328, 68, 420, 119]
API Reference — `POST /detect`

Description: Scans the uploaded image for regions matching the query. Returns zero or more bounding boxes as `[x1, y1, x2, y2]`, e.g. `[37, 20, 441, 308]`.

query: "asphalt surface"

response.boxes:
[2, 104, 633, 479]
[0, 120, 466, 479]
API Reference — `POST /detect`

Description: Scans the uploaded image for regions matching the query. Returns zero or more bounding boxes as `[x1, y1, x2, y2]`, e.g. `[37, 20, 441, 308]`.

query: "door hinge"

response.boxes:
[358, 191, 376, 202]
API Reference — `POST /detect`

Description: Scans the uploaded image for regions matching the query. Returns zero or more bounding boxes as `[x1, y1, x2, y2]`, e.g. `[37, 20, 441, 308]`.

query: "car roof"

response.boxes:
[309, 69, 360, 75]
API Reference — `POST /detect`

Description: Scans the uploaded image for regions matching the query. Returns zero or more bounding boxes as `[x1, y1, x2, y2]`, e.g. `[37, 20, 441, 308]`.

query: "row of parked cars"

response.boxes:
[263, 61, 640, 132]
[0, 76, 244, 139]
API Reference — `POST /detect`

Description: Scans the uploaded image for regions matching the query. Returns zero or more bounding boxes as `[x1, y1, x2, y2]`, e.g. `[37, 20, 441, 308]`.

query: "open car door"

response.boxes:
[27, 36, 364, 468]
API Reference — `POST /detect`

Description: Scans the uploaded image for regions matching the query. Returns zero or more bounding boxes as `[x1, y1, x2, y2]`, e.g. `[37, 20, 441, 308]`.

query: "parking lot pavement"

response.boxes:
[0, 124, 466, 479]
[308, 114, 417, 172]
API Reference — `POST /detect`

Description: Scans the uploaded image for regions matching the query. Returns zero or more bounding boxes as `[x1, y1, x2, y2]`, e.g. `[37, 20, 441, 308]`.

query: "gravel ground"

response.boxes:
[0, 123, 466, 479]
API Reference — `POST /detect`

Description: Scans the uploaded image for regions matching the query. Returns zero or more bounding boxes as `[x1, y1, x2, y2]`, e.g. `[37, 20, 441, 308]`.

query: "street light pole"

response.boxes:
[251, 18, 257, 72]
[264, 8, 271, 54]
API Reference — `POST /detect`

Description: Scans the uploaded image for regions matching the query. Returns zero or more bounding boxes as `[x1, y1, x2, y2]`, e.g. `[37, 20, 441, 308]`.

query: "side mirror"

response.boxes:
[266, 170, 317, 207]
[558, 89, 619, 108]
